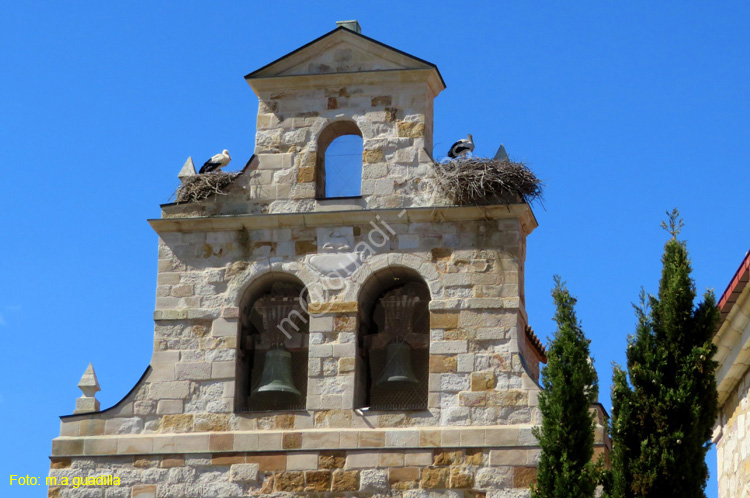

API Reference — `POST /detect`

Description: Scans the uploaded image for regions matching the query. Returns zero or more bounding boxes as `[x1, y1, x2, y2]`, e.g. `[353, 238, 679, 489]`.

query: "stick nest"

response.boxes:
[174, 172, 240, 203]
[431, 158, 543, 206]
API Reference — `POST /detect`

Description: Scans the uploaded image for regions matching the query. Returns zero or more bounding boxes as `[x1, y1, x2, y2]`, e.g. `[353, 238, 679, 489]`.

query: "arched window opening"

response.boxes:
[236, 275, 309, 412]
[358, 268, 430, 411]
[316, 121, 363, 198]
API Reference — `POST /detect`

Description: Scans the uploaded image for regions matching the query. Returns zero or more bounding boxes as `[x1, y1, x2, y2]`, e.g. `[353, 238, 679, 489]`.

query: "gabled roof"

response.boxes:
[245, 26, 445, 89]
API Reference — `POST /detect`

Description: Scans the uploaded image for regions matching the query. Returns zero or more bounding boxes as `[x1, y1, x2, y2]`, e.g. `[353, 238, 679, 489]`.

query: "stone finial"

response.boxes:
[336, 20, 362, 34]
[178, 156, 197, 182]
[494, 144, 509, 161]
[74, 363, 101, 414]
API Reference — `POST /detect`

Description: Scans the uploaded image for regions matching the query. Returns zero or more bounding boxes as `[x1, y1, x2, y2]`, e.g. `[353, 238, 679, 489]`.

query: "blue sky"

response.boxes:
[2, 2, 748, 496]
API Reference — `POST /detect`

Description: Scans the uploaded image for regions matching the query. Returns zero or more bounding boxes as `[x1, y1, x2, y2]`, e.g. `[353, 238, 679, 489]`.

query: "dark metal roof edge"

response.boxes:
[244, 26, 446, 89]
[59, 365, 151, 420]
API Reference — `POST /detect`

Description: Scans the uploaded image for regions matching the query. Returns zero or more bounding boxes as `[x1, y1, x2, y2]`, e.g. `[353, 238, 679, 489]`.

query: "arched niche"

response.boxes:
[316, 120, 363, 198]
[235, 272, 309, 412]
[356, 266, 430, 411]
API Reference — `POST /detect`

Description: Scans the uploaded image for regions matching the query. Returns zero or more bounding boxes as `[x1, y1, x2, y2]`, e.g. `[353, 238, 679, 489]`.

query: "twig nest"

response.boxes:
[174, 171, 240, 203]
[431, 157, 543, 206]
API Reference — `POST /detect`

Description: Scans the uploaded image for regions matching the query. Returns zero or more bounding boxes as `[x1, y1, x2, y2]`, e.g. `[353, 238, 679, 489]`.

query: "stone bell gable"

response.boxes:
[49, 22, 608, 498]
[167, 25, 445, 218]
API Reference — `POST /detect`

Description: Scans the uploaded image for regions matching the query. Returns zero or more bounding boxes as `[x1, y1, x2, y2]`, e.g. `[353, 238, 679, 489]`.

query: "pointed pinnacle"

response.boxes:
[78, 363, 101, 397]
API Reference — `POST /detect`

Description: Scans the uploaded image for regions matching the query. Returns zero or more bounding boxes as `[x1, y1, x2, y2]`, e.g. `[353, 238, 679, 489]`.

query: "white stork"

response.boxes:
[447, 134, 474, 159]
[199, 149, 231, 174]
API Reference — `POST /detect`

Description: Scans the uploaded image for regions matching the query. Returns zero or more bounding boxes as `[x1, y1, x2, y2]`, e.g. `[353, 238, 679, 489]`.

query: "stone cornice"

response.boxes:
[149, 204, 538, 237]
[51, 426, 538, 457]
[248, 68, 445, 99]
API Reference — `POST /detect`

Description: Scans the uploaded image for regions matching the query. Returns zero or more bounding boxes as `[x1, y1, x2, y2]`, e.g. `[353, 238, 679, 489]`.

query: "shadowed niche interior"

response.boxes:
[235, 273, 309, 412]
[357, 267, 430, 411]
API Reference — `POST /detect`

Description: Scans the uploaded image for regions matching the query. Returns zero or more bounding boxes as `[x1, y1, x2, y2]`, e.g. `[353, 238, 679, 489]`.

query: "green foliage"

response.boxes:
[532, 276, 600, 498]
[606, 209, 719, 498]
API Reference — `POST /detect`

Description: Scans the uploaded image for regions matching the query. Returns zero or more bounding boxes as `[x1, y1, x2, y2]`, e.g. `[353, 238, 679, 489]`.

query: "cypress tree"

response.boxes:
[532, 276, 599, 498]
[607, 209, 719, 498]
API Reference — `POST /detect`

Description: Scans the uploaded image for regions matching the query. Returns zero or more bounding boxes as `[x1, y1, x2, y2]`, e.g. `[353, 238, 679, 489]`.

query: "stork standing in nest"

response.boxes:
[199, 149, 231, 174]
[447, 134, 475, 159]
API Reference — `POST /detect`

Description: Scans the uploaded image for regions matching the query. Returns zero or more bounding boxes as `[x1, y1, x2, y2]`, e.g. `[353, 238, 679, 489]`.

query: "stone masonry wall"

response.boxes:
[167, 82, 439, 219]
[48, 208, 609, 497]
[716, 366, 750, 498]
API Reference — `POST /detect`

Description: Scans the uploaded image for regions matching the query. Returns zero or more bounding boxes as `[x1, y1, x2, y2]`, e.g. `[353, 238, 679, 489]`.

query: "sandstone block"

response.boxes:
[389, 466, 420, 490]
[305, 470, 331, 492]
[193, 413, 229, 432]
[514, 466, 538, 487]
[421, 466, 449, 489]
[363, 148, 384, 163]
[275, 471, 304, 492]
[433, 450, 463, 466]
[132, 485, 156, 498]
[332, 470, 359, 491]
[471, 371, 497, 391]
[297, 167, 315, 183]
[450, 466, 474, 488]
[160, 414, 193, 432]
[319, 451, 346, 469]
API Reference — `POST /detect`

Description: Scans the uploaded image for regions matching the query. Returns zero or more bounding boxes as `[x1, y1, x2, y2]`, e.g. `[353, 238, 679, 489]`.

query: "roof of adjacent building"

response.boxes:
[525, 325, 547, 363]
[718, 249, 750, 323]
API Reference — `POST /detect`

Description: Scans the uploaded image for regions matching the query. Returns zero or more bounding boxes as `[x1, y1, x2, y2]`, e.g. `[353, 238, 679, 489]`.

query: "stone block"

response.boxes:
[258, 432, 283, 451]
[386, 430, 419, 447]
[175, 362, 211, 380]
[332, 470, 359, 491]
[287, 452, 319, 470]
[132, 485, 156, 498]
[209, 433, 234, 451]
[211, 361, 235, 379]
[150, 381, 190, 400]
[514, 466, 538, 487]
[83, 437, 117, 456]
[211, 318, 238, 338]
[194, 413, 229, 432]
[360, 468, 389, 492]
[283, 432, 302, 449]
[403, 450, 432, 466]
[246, 453, 287, 471]
[160, 414, 194, 433]
[156, 400, 183, 415]
[421, 466, 449, 489]
[450, 466, 474, 488]
[346, 451, 380, 469]
[359, 430, 386, 448]
[305, 470, 331, 492]
[389, 466, 420, 490]
[319, 451, 346, 469]
[430, 355, 457, 373]
[471, 371, 497, 391]
[230, 463, 259, 483]
[419, 429, 441, 447]
[432, 341, 468, 354]
[275, 471, 305, 492]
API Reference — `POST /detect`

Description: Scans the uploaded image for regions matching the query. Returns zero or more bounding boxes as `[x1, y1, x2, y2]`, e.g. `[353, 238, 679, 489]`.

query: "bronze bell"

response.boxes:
[252, 348, 301, 398]
[376, 342, 419, 386]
